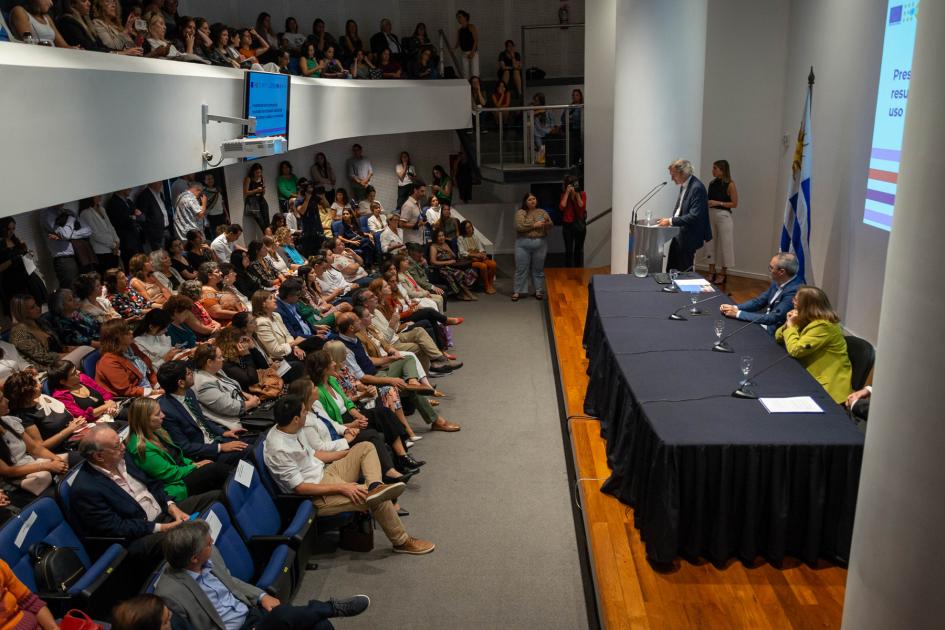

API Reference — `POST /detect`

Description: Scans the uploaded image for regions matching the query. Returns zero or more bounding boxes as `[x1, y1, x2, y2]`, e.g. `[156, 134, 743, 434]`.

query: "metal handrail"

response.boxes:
[476, 104, 583, 113]
[586, 208, 612, 226]
[473, 103, 584, 170]
[437, 28, 464, 79]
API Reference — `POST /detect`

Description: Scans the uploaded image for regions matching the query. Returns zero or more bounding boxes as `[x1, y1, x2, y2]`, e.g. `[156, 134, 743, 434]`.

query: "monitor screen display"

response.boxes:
[244, 71, 290, 142]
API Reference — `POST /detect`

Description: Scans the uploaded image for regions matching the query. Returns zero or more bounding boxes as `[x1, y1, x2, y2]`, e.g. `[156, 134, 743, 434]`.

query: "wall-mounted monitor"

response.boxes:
[244, 71, 290, 159]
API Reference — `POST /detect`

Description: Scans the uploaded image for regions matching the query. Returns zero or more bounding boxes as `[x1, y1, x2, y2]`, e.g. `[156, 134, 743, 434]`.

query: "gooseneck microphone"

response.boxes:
[631, 181, 668, 225]
[661, 264, 695, 293]
[669, 292, 723, 320]
[712, 319, 757, 353]
[731, 348, 808, 399]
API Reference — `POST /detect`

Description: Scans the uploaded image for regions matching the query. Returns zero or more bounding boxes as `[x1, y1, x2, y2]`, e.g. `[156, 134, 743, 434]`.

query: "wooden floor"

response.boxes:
[545, 267, 848, 630]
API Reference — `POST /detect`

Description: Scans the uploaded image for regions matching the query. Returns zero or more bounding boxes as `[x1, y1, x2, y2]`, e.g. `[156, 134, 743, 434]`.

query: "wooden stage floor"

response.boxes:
[545, 267, 847, 630]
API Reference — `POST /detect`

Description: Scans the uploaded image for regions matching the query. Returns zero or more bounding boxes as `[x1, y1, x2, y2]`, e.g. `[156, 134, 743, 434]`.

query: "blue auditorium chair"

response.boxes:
[81, 349, 101, 378]
[331, 220, 344, 237]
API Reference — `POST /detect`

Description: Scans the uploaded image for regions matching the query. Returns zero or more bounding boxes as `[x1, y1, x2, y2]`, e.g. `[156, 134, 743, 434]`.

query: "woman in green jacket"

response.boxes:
[125, 397, 232, 502]
[775, 286, 853, 404]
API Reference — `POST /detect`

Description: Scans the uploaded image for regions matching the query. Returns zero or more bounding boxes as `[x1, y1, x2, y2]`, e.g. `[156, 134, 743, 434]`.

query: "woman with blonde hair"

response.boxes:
[129, 253, 173, 306]
[9, 294, 94, 372]
[125, 397, 230, 502]
[91, 0, 143, 53]
[775, 286, 853, 404]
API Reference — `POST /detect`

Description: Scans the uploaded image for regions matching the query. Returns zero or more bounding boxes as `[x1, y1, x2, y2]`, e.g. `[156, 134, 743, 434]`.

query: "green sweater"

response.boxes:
[127, 432, 196, 502]
[316, 377, 355, 425]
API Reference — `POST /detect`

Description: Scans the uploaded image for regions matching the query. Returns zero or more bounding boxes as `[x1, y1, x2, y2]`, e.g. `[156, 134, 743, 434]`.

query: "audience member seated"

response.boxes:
[407, 47, 437, 79]
[57, 0, 108, 51]
[405, 242, 448, 301]
[229, 248, 263, 298]
[0, 388, 68, 507]
[96, 319, 162, 397]
[179, 281, 222, 339]
[156, 519, 370, 628]
[720, 252, 801, 334]
[393, 253, 445, 311]
[264, 213, 288, 240]
[105, 267, 152, 320]
[10, 0, 70, 47]
[228, 311, 304, 384]
[74, 271, 121, 323]
[295, 264, 348, 328]
[433, 199, 461, 241]
[497, 39, 523, 96]
[775, 286, 853, 405]
[0, 558, 59, 629]
[0, 341, 31, 381]
[44, 287, 101, 349]
[110, 594, 175, 630]
[459, 219, 496, 294]
[197, 262, 244, 324]
[71, 424, 218, 567]
[315, 194, 335, 239]
[370, 18, 402, 58]
[157, 360, 251, 467]
[211, 223, 244, 262]
[236, 26, 269, 64]
[378, 48, 402, 78]
[151, 248, 183, 292]
[349, 48, 377, 79]
[275, 279, 330, 343]
[263, 394, 434, 554]
[263, 235, 293, 277]
[125, 397, 232, 503]
[213, 326, 284, 402]
[206, 22, 241, 68]
[91, 0, 144, 55]
[338, 19, 364, 66]
[290, 377, 413, 485]
[338, 209, 375, 268]
[133, 308, 189, 369]
[192, 344, 262, 431]
[47, 358, 118, 422]
[309, 18, 336, 58]
[170, 238, 199, 282]
[5, 368, 85, 458]
[161, 295, 199, 350]
[325, 237, 371, 286]
[330, 188, 352, 221]
[275, 227, 306, 267]
[129, 253, 174, 307]
[404, 21, 433, 56]
[9, 294, 94, 372]
[490, 80, 511, 126]
[315, 44, 348, 77]
[312, 255, 358, 303]
[380, 213, 405, 254]
[218, 261, 252, 311]
[142, 11, 208, 63]
[184, 229, 214, 270]
[247, 240, 281, 290]
[367, 202, 388, 232]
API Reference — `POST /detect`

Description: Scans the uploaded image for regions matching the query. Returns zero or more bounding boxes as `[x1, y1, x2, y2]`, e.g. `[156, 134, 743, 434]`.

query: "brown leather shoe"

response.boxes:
[402, 381, 435, 396]
[430, 419, 461, 432]
[393, 537, 436, 555]
[365, 482, 406, 510]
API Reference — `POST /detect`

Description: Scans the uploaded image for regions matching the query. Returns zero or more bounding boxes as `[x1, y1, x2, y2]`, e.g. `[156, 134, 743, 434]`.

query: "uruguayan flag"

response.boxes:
[781, 86, 813, 283]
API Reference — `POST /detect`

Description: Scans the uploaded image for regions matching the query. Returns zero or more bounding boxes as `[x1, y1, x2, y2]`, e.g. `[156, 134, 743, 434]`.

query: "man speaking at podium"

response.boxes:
[657, 159, 711, 272]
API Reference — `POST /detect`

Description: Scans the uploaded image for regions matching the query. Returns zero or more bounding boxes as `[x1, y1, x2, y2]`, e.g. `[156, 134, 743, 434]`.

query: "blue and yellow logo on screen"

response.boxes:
[889, 2, 918, 25]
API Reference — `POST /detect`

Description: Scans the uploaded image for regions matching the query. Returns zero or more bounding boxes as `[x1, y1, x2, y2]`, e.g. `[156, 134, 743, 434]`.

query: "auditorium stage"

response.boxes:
[545, 268, 848, 630]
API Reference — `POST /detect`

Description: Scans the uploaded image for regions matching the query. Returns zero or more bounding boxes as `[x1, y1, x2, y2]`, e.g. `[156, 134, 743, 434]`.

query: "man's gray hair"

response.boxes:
[668, 159, 694, 176]
[163, 520, 211, 569]
[774, 251, 799, 276]
[77, 424, 116, 460]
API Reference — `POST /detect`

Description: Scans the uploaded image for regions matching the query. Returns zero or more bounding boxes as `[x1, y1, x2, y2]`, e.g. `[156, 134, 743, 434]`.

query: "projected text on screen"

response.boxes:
[863, 1, 919, 231]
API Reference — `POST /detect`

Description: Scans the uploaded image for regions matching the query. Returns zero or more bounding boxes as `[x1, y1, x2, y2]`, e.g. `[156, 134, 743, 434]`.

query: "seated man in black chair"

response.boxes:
[156, 520, 370, 630]
[157, 361, 254, 466]
[71, 425, 219, 569]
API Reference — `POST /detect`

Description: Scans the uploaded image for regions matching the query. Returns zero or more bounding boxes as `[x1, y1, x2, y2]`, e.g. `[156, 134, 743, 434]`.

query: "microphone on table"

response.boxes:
[669, 291, 723, 320]
[661, 264, 695, 293]
[731, 348, 807, 399]
[630, 181, 668, 226]
[712, 319, 758, 353]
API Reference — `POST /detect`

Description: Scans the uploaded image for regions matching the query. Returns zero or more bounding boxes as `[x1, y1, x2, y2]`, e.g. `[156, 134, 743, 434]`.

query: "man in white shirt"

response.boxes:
[380, 214, 405, 254]
[313, 255, 357, 302]
[399, 181, 426, 245]
[210, 224, 244, 262]
[263, 395, 435, 554]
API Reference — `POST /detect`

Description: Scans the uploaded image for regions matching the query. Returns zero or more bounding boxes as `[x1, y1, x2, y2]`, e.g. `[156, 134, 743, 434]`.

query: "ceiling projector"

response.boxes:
[219, 136, 287, 159]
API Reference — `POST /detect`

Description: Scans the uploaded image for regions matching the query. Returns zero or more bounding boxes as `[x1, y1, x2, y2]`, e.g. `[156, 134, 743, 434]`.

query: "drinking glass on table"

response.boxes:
[688, 291, 701, 314]
[714, 319, 725, 341]
[740, 355, 753, 379]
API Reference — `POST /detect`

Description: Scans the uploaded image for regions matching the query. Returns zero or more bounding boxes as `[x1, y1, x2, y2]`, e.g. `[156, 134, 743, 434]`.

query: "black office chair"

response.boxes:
[845, 335, 875, 391]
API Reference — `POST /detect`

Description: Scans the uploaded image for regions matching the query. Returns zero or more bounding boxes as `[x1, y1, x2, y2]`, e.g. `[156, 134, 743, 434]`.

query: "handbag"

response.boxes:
[29, 542, 86, 593]
[249, 372, 284, 400]
[59, 609, 104, 630]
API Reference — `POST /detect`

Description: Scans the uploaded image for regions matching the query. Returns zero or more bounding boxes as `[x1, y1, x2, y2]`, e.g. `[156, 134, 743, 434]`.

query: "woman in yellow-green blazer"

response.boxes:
[775, 285, 853, 404]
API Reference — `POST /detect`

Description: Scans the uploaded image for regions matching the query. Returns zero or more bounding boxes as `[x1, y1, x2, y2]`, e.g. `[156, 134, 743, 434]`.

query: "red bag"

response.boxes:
[59, 609, 104, 630]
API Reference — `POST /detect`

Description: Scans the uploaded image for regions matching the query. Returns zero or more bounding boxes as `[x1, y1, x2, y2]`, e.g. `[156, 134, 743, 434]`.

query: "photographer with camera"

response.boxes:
[293, 178, 325, 257]
[558, 175, 586, 268]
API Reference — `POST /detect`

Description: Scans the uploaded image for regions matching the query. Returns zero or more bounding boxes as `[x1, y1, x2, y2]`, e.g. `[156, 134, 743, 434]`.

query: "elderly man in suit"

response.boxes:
[156, 520, 369, 630]
[719, 252, 802, 335]
[137, 182, 173, 252]
[657, 158, 712, 272]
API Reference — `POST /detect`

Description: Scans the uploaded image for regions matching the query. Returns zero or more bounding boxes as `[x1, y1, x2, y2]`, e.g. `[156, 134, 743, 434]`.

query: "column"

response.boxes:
[841, 2, 945, 628]
[610, 0, 708, 273]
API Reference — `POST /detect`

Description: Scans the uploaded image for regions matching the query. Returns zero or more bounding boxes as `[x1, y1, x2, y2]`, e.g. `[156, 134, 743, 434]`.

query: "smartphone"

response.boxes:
[188, 512, 200, 521]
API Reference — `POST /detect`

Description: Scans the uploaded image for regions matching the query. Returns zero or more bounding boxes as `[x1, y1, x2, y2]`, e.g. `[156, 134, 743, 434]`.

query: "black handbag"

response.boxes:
[338, 512, 374, 552]
[29, 542, 86, 593]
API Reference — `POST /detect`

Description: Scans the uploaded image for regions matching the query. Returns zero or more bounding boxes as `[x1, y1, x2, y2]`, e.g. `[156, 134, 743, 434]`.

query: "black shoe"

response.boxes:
[329, 595, 371, 618]
[397, 507, 410, 517]
[384, 469, 415, 484]
[401, 454, 426, 468]
[429, 362, 453, 374]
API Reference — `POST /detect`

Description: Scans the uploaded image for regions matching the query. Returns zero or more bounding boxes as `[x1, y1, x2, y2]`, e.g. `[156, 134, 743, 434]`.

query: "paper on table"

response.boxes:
[675, 279, 713, 292]
[759, 396, 824, 413]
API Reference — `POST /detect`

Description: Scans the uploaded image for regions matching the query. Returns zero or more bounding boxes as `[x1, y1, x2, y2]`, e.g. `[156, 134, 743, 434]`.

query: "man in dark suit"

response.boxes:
[105, 188, 143, 269]
[370, 18, 402, 60]
[71, 425, 218, 567]
[136, 181, 172, 252]
[658, 159, 712, 272]
[275, 279, 329, 352]
[157, 520, 369, 630]
[157, 361, 253, 466]
[719, 252, 802, 335]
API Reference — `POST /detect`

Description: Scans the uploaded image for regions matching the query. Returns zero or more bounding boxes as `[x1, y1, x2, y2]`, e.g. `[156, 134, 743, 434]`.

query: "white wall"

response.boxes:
[0, 44, 470, 217]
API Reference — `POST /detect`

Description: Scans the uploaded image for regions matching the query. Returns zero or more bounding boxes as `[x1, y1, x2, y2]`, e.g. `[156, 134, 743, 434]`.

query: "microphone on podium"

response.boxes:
[731, 349, 807, 399]
[661, 265, 695, 293]
[712, 319, 758, 353]
[669, 291, 723, 320]
[631, 181, 668, 225]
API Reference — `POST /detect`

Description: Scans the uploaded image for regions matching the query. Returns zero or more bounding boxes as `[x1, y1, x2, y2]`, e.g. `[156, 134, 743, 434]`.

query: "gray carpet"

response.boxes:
[295, 273, 589, 629]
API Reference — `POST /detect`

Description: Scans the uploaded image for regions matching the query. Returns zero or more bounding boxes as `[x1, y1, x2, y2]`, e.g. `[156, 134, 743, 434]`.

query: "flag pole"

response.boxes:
[808, 66, 815, 107]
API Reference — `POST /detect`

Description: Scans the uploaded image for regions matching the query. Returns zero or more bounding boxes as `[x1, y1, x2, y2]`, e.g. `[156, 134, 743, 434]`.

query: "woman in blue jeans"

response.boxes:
[512, 193, 553, 301]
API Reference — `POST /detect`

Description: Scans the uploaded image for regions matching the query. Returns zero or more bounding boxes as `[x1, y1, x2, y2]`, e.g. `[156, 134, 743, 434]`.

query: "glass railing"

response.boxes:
[471, 104, 584, 171]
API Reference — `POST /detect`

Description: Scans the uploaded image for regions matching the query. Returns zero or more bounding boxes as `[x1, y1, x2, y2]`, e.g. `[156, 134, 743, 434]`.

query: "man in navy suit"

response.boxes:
[719, 252, 802, 335]
[658, 159, 712, 272]
[276, 279, 329, 352]
[156, 361, 253, 466]
[71, 425, 218, 568]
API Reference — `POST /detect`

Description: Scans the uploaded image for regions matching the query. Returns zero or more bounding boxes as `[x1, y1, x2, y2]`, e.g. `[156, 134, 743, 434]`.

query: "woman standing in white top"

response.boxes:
[10, 0, 70, 47]
[395, 151, 416, 211]
[79, 196, 121, 272]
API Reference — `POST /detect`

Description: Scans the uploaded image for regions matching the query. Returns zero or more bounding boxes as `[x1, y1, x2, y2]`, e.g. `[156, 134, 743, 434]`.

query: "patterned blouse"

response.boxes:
[108, 288, 151, 318]
[46, 311, 101, 347]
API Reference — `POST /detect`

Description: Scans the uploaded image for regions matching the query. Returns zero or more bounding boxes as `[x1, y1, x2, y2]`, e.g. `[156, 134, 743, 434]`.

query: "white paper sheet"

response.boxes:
[759, 396, 824, 413]
[14, 511, 38, 548]
[205, 510, 222, 542]
[276, 361, 292, 377]
[675, 279, 714, 292]
[234, 459, 254, 488]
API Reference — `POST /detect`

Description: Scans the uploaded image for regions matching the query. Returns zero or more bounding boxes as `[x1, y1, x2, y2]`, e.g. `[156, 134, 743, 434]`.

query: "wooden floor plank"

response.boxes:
[546, 268, 847, 630]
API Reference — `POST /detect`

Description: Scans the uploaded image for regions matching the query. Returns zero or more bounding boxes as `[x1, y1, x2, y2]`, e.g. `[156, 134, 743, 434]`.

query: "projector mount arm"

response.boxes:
[201, 104, 257, 168]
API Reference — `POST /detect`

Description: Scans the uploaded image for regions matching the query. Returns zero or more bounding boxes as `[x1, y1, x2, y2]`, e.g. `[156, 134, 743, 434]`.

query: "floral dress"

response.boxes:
[337, 365, 402, 411]
[109, 288, 151, 318]
[431, 244, 477, 293]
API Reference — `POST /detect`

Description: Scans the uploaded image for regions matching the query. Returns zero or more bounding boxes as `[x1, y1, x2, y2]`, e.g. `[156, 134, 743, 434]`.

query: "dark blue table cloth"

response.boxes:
[582, 275, 863, 566]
